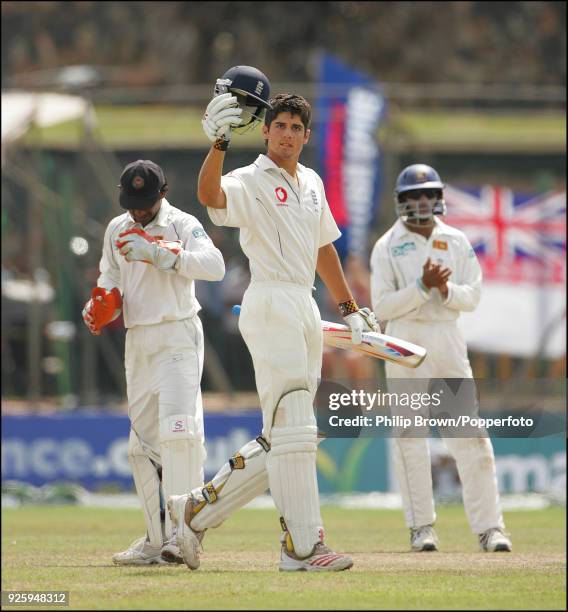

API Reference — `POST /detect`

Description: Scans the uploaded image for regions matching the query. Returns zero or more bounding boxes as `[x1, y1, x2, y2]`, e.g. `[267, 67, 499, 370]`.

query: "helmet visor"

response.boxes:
[396, 190, 446, 226]
[232, 92, 268, 133]
[398, 188, 440, 202]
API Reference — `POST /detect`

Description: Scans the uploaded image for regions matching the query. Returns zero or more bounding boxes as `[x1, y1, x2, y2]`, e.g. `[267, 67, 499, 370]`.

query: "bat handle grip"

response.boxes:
[231, 304, 241, 316]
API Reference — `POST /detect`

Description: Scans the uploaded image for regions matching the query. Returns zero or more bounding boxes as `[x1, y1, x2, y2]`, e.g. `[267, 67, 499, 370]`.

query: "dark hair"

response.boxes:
[265, 93, 312, 131]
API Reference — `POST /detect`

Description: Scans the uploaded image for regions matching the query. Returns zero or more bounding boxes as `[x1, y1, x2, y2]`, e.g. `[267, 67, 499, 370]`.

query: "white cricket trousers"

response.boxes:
[125, 316, 205, 468]
[239, 281, 323, 438]
[238, 281, 325, 555]
[385, 319, 504, 534]
[188, 281, 325, 556]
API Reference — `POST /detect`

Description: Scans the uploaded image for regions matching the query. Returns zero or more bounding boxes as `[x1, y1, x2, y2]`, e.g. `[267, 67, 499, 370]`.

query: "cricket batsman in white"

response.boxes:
[370, 164, 512, 553]
[82, 159, 225, 564]
[167, 66, 378, 571]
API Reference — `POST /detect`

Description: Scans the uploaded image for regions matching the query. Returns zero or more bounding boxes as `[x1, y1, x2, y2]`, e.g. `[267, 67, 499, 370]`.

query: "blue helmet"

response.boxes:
[394, 164, 446, 225]
[214, 65, 272, 132]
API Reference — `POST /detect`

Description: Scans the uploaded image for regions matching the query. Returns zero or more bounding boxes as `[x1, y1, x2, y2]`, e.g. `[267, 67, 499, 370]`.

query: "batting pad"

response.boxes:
[266, 389, 322, 558]
[159, 414, 206, 538]
[128, 429, 163, 547]
[190, 437, 269, 532]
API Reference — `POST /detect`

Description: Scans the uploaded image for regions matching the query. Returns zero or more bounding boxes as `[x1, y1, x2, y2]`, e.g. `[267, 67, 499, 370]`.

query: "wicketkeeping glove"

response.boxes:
[116, 228, 182, 270]
[343, 306, 380, 345]
[202, 92, 243, 149]
[82, 287, 122, 335]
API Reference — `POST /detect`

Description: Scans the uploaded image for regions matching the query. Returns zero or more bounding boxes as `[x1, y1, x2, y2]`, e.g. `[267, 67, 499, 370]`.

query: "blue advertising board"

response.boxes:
[2, 412, 565, 495]
[2, 412, 261, 490]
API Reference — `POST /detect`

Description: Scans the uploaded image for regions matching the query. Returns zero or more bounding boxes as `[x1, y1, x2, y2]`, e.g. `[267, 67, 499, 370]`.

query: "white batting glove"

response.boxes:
[358, 307, 380, 333]
[116, 229, 181, 271]
[202, 93, 243, 147]
[343, 307, 380, 345]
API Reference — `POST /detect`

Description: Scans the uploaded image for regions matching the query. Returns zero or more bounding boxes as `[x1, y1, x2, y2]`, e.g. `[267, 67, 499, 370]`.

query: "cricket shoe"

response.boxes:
[160, 529, 184, 564]
[112, 536, 170, 566]
[479, 528, 512, 552]
[279, 539, 353, 572]
[167, 494, 204, 570]
[410, 525, 438, 552]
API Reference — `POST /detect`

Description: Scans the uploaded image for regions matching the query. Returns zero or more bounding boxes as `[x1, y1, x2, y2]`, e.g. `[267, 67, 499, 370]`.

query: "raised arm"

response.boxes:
[197, 93, 242, 209]
[197, 147, 227, 209]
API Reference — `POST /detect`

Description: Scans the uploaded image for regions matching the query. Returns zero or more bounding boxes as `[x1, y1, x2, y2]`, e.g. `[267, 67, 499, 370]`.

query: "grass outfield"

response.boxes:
[1, 505, 565, 610]
[20, 105, 566, 151]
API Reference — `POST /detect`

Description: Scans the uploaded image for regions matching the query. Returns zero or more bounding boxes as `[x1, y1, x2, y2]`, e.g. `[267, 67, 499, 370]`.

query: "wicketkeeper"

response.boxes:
[370, 164, 512, 553]
[82, 159, 225, 564]
[167, 66, 379, 572]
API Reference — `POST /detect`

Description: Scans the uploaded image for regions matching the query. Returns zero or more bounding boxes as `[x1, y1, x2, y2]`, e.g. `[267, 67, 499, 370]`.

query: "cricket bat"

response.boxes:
[321, 320, 427, 369]
[232, 304, 426, 369]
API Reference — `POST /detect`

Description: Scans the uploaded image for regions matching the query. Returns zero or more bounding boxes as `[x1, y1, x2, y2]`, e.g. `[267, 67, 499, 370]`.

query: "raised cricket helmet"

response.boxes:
[394, 164, 447, 226]
[214, 65, 272, 133]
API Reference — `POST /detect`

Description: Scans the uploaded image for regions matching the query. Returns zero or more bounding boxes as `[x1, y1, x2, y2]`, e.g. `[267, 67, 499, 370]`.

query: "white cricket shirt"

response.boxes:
[98, 199, 225, 328]
[208, 154, 341, 287]
[370, 217, 482, 323]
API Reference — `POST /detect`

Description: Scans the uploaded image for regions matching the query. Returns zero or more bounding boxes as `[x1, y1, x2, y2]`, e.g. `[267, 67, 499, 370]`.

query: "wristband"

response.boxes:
[338, 299, 359, 317]
[417, 278, 431, 294]
[213, 137, 229, 151]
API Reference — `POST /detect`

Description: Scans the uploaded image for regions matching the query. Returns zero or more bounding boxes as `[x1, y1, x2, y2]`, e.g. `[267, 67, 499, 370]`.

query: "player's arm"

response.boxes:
[370, 238, 431, 321]
[316, 243, 353, 304]
[198, 147, 227, 209]
[174, 222, 225, 282]
[98, 223, 122, 291]
[82, 223, 123, 335]
[115, 228, 181, 272]
[197, 93, 243, 209]
[441, 240, 482, 311]
[317, 243, 379, 343]
[113, 218, 224, 281]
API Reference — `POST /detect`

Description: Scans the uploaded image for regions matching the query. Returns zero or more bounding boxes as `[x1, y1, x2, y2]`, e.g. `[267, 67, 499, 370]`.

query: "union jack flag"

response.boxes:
[443, 185, 566, 285]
